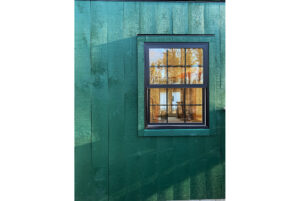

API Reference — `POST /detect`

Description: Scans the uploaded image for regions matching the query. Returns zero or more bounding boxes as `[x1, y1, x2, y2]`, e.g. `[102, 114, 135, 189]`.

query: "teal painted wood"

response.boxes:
[188, 3, 205, 34]
[75, 1, 91, 148]
[123, 3, 142, 201]
[75, 1, 225, 201]
[75, 2, 95, 201]
[90, 2, 109, 201]
[172, 3, 188, 34]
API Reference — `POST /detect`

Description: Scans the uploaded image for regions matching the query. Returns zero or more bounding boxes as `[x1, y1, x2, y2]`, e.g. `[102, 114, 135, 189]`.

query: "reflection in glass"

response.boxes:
[186, 67, 203, 84]
[168, 48, 185, 66]
[186, 48, 203, 66]
[167, 88, 184, 123]
[168, 105, 184, 123]
[186, 106, 203, 123]
[150, 67, 167, 84]
[150, 106, 167, 123]
[149, 88, 204, 124]
[150, 88, 166, 105]
[149, 48, 167, 66]
[167, 88, 184, 106]
[186, 88, 203, 105]
[147, 46, 206, 125]
[168, 67, 185, 84]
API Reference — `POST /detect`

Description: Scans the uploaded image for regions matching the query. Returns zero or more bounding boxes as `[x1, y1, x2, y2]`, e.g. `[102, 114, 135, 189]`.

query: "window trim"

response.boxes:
[144, 42, 209, 129]
[137, 35, 217, 137]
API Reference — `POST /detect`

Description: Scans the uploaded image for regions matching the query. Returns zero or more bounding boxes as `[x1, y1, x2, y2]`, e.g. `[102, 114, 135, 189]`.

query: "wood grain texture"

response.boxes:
[75, 1, 225, 201]
[90, 2, 109, 201]
[188, 3, 205, 34]
[75, 2, 95, 201]
[172, 3, 188, 34]
[75, 1, 91, 147]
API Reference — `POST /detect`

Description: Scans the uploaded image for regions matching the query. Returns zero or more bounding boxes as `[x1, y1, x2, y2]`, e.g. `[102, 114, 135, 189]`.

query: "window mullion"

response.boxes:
[184, 48, 186, 123]
[166, 49, 168, 85]
[166, 50, 168, 123]
[166, 88, 168, 123]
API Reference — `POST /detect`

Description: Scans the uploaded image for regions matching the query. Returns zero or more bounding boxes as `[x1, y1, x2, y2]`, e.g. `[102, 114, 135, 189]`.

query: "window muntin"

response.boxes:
[145, 43, 209, 129]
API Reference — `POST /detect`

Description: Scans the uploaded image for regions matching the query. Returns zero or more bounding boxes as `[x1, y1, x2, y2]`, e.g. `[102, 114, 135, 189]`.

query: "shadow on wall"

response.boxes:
[75, 36, 225, 201]
[75, 138, 225, 201]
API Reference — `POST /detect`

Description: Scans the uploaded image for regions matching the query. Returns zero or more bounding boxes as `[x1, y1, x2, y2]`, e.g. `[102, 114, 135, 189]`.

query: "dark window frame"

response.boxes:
[144, 42, 209, 129]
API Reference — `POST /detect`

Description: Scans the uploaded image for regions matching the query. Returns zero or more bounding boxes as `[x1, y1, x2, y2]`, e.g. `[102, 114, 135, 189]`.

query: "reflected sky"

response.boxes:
[149, 48, 167, 66]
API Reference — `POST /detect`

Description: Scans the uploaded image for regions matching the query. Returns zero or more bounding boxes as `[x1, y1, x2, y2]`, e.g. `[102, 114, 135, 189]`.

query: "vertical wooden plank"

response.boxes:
[140, 143, 159, 201]
[219, 3, 226, 108]
[172, 3, 188, 34]
[156, 139, 174, 201]
[219, 1, 226, 163]
[123, 2, 143, 201]
[207, 38, 220, 199]
[204, 10, 224, 192]
[188, 3, 205, 34]
[190, 159, 208, 199]
[90, 1, 109, 201]
[208, 161, 225, 198]
[217, 4, 226, 199]
[123, 2, 140, 88]
[123, 3, 140, 38]
[205, 3, 220, 129]
[189, 136, 208, 199]
[156, 3, 173, 34]
[172, 142, 191, 200]
[90, 1, 108, 168]
[106, 2, 126, 201]
[75, 2, 94, 201]
[75, 1, 91, 147]
[139, 2, 156, 34]
[204, 3, 220, 34]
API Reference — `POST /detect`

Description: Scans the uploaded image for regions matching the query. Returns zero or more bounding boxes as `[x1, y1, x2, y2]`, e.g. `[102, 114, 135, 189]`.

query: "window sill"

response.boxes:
[139, 128, 213, 137]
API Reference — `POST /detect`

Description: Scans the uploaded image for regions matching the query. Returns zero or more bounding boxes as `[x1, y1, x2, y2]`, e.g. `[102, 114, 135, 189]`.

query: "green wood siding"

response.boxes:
[75, 2, 225, 201]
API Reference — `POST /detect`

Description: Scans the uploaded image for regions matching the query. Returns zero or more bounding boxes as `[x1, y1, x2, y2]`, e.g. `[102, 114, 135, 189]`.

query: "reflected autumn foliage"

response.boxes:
[149, 88, 203, 123]
[148, 48, 204, 124]
[149, 48, 203, 85]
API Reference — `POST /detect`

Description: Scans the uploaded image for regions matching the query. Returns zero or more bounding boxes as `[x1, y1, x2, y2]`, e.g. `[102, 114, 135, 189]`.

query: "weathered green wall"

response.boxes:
[75, 1, 225, 201]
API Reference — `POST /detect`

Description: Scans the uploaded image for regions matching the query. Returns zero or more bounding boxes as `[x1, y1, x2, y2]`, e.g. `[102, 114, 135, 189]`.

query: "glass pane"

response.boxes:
[186, 67, 203, 84]
[168, 67, 185, 84]
[168, 88, 184, 123]
[149, 48, 167, 66]
[186, 48, 203, 66]
[150, 67, 167, 84]
[150, 88, 167, 105]
[168, 48, 185, 66]
[168, 104, 184, 123]
[186, 88, 203, 105]
[186, 106, 203, 123]
[150, 106, 167, 123]
[168, 88, 184, 106]
[167, 88, 184, 123]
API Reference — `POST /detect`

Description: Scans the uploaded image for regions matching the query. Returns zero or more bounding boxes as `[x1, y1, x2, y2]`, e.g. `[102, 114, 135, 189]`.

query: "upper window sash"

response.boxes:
[144, 42, 209, 88]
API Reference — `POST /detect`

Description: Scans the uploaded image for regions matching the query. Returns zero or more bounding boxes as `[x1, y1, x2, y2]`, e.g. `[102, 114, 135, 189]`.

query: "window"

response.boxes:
[144, 43, 209, 129]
